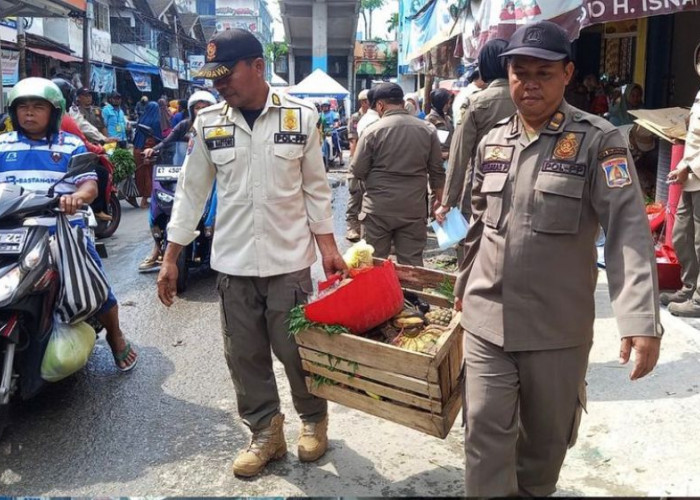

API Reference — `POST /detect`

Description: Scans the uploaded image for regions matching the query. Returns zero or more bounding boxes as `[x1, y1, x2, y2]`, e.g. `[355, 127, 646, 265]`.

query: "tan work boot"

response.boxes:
[232, 413, 287, 477]
[668, 299, 700, 317]
[298, 414, 328, 462]
[660, 289, 693, 306]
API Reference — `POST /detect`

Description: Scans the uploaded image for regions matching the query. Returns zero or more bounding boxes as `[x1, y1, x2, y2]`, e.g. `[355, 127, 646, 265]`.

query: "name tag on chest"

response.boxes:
[204, 125, 236, 150]
[275, 133, 307, 145]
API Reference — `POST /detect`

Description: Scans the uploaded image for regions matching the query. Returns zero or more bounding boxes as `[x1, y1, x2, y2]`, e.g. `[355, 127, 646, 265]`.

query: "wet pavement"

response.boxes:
[0, 166, 698, 496]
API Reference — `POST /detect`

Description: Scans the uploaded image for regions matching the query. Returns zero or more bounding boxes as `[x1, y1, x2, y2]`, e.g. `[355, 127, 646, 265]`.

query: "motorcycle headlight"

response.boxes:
[156, 191, 174, 204]
[21, 239, 47, 271]
[0, 265, 22, 303]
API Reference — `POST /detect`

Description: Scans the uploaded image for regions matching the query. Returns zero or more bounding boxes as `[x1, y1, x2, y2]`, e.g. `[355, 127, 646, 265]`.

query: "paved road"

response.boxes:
[0, 175, 699, 496]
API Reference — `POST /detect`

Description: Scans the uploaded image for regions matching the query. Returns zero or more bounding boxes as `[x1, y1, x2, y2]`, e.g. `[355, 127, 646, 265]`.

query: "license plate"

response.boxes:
[155, 165, 182, 181]
[0, 228, 27, 255]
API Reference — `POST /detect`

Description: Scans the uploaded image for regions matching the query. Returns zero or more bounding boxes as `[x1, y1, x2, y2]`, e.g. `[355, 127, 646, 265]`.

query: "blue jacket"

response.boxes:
[102, 103, 127, 141]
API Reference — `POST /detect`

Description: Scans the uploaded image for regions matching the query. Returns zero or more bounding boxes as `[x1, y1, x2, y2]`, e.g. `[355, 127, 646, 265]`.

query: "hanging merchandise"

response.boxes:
[130, 71, 152, 92]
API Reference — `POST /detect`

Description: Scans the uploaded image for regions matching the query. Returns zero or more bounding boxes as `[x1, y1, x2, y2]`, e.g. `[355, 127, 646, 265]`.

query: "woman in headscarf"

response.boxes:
[608, 83, 644, 126]
[158, 98, 172, 137]
[426, 88, 455, 160]
[133, 101, 162, 208]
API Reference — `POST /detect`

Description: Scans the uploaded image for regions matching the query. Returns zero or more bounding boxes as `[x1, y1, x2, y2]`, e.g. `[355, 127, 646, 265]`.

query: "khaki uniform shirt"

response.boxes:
[356, 109, 380, 137]
[351, 108, 445, 219]
[455, 101, 662, 351]
[443, 79, 516, 215]
[69, 106, 107, 143]
[167, 88, 334, 277]
[425, 109, 454, 155]
[347, 110, 363, 140]
[682, 89, 700, 192]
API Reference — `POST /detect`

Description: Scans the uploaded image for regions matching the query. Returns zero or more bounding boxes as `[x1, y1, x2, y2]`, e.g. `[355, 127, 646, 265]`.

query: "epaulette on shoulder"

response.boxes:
[494, 114, 515, 127]
[199, 101, 227, 116]
[284, 94, 316, 111]
[571, 108, 616, 134]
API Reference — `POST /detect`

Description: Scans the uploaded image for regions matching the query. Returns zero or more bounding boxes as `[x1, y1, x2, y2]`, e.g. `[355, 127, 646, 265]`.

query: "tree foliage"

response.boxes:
[360, 0, 386, 39]
[387, 12, 399, 38]
[264, 41, 289, 62]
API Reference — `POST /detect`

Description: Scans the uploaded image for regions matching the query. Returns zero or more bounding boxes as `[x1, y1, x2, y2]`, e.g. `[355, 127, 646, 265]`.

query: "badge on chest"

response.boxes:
[275, 107, 307, 145]
[203, 125, 235, 150]
[482, 144, 514, 173]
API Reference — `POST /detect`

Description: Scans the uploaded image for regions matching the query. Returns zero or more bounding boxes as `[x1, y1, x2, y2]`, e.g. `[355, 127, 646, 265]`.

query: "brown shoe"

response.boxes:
[94, 211, 113, 222]
[668, 299, 700, 317]
[232, 413, 287, 477]
[298, 414, 328, 462]
[660, 289, 693, 306]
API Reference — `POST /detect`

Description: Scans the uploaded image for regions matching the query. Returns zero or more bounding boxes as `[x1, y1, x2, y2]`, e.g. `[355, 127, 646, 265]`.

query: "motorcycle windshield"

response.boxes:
[0, 186, 55, 222]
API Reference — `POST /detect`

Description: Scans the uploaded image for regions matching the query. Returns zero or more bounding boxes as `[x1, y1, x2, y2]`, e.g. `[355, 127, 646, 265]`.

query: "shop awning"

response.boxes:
[27, 47, 81, 63]
[125, 63, 160, 75]
[0, 0, 86, 17]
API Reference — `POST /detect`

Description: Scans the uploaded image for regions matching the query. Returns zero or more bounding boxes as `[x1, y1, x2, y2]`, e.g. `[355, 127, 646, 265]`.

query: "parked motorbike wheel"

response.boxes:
[95, 193, 122, 239]
[176, 250, 189, 294]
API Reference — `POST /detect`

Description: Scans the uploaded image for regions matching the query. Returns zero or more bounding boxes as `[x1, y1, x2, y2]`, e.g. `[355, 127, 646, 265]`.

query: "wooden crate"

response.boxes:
[295, 260, 463, 438]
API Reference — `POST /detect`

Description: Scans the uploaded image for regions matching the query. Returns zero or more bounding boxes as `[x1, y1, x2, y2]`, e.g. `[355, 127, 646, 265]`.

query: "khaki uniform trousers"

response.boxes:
[360, 212, 427, 267]
[346, 176, 364, 231]
[217, 268, 327, 431]
[464, 330, 590, 497]
[672, 191, 700, 301]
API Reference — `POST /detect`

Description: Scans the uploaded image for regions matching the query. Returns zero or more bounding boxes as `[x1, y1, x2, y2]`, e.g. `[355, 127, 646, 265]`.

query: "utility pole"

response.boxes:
[82, 2, 92, 90]
[17, 17, 26, 79]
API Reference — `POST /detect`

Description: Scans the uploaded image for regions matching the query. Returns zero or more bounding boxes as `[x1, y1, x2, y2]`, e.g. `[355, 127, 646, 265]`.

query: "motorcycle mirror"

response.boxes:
[47, 152, 98, 198]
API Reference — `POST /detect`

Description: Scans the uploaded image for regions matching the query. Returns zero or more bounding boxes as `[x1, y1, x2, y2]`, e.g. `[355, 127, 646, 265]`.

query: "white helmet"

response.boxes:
[187, 90, 217, 113]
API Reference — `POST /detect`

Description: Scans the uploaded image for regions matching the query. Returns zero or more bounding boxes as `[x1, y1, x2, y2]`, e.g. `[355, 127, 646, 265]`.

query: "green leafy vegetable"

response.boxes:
[287, 305, 351, 337]
[110, 148, 136, 183]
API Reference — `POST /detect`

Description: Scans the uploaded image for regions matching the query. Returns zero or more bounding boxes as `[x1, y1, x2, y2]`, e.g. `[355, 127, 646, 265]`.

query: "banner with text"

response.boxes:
[160, 69, 179, 89]
[130, 71, 152, 92]
[90, 65, 115, 94]
[2, 49, 19, 86]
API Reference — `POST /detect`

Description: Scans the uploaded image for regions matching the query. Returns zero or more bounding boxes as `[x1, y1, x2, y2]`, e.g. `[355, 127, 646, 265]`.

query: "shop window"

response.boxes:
[93, 1, 110, 32]
[600, 20, 638, 84]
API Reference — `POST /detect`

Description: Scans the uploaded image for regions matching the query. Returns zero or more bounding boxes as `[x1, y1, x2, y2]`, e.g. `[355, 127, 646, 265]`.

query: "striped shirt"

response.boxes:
[0, 131, 96, 195]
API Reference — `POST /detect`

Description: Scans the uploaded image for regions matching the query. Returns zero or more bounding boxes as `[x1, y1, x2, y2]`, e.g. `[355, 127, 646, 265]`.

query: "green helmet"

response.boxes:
[8, 77, 66, 133]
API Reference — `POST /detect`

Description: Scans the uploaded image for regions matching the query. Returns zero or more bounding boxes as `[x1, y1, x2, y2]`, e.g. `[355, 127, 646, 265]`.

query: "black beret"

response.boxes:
[196, 29, 264, 80]
[372, 82, 404, 101]
[500, 20, 572, 61]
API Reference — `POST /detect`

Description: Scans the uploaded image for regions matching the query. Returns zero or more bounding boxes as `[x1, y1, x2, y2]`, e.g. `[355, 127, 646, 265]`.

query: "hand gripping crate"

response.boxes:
[294, 260, 463, 438]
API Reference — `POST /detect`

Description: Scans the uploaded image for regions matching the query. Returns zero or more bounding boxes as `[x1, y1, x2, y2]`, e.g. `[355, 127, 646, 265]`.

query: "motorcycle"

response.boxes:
[0, 153, 99, 439]
[137, 125, 216, 293]
[322, 125, 346, 170]
[92, 151, 122, 240]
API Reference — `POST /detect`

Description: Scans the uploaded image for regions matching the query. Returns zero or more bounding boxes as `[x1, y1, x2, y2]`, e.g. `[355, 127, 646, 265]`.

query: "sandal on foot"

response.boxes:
[138, 256, 160, 271]
[113, 341, 138, 372]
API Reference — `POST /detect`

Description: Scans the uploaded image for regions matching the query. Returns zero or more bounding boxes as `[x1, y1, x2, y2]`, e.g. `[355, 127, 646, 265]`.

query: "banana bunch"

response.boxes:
[391, 308, 426, 331]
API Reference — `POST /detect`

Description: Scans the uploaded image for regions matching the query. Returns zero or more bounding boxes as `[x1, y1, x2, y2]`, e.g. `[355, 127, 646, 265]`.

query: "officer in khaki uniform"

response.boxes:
[351, 82, 445, 266]
[663, 43, 700, 316]
[156, 29, 347, 478]
[345, 89, 370, 241]
[455, 21, 663, 496]
[436, 38, 515, 225]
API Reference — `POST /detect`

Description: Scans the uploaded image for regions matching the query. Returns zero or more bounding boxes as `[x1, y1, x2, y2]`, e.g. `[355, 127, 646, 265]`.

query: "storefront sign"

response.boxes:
[188, 54, 205, 80]
[91, 28, 112, 64]
[215, 17, 258, 33]
[400, 0, 700, 64]
[0, 18, 17, 44]
[160, 68, 179, 89]
[130, 71, 152, 92]
[215, 0, 258, 17]
[1, 49, 19, 86]
[90, 65, 115, 93]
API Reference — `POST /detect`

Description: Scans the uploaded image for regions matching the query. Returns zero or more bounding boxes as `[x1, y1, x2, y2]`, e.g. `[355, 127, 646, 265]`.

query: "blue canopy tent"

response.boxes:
[287, 69, 349, 100]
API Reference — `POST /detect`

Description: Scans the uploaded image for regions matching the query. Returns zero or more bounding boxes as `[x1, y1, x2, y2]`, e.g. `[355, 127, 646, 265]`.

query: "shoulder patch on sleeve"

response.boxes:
[598, 147, 628, 161]
[601, 156, 632, 188]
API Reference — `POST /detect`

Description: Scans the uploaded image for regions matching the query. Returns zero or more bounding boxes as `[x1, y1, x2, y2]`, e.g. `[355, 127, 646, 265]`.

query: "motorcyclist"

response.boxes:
[0, 77, 138, 371]
[52, 78, 113, 222]
[320, 99, 344, 166]
[138, 90, 218, 271]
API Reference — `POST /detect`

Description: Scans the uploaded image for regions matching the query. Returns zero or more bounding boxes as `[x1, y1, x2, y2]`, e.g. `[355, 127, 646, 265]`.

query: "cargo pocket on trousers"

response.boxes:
[480, 173, 508, 229]
[217, 274, 233, 337]
[532, 174, 585, 234]
[568, 381, 588, 448]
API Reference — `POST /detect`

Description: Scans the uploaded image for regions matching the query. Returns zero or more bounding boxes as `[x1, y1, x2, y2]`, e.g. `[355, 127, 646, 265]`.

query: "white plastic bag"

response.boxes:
[430, 207, 470, 250]
[41, 320, 96, 382]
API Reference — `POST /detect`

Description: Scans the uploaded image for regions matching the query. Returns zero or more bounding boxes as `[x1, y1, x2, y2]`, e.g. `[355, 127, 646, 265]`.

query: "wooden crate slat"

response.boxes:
[373, 257, 456, 288]
[431, 313, 463, 367]
[307, 377, 450, 439]
[295, 328, 439, 382]
[298, 347, 442, 399]
[302, 360, 443, 413]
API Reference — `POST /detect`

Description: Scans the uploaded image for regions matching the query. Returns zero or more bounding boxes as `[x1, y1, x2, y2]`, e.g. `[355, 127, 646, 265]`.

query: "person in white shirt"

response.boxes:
[156, 29, 346, 478]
